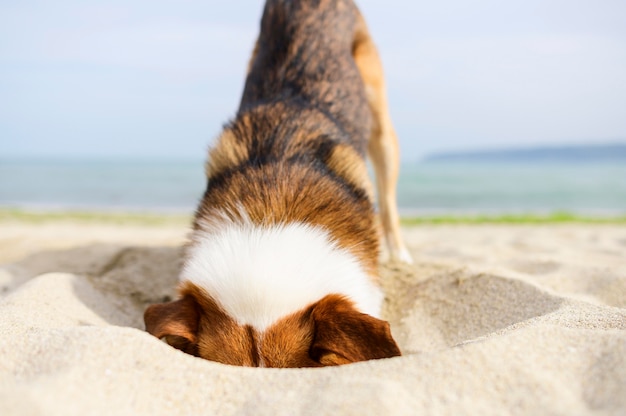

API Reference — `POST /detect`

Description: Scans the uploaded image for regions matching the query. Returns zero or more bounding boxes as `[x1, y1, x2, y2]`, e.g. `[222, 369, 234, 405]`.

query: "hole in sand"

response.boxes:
[380, 262, 563, 354]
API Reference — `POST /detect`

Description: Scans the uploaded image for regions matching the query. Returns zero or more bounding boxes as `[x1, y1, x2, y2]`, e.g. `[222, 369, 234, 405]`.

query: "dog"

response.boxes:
[144, 0, 411, 368]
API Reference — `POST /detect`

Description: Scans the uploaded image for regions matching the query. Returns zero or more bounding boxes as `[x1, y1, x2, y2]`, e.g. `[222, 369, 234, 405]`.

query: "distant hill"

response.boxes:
[423, 143, 626, 163]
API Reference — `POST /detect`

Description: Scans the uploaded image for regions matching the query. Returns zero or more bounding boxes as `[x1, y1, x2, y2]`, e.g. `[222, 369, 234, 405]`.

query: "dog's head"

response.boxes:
[144, 283, 400, 367]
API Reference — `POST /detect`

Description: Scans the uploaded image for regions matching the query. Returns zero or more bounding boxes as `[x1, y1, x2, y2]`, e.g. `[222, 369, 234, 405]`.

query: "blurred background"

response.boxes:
[1, 0, 625, 215]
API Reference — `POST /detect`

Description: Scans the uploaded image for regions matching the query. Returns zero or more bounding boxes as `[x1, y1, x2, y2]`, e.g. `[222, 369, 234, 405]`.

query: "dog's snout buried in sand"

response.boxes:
[144, 0, 411, 368]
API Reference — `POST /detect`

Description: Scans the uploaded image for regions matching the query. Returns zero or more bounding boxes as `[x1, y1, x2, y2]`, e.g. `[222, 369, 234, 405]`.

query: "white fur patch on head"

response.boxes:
[181, 213, 382, 331]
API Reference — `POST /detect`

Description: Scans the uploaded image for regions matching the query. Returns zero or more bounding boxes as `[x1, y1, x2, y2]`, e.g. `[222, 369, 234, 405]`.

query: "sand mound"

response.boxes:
[1, 223, 625, 415]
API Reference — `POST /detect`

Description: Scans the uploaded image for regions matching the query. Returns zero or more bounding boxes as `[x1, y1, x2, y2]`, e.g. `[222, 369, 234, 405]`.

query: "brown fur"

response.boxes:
[144, 291, 200, 356]
[144, 283, 400, 368]
[145, 0, 407, 367]
[197, 160, 379, 276]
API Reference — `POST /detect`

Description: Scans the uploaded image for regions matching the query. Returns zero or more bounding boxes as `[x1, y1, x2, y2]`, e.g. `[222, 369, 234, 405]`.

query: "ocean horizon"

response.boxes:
[1, 157, 625, 216]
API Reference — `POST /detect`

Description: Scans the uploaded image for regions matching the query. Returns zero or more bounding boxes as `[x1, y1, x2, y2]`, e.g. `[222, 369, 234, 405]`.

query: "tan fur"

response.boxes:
[326, 143, 374, 201]
[205, 130, 250, 179]
[352, 13, 411, 262]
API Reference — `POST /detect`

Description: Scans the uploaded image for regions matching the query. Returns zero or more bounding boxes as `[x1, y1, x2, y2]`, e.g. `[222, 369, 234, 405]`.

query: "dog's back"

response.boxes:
[242, 0, 371, 139]
[239, 0, 372, 157]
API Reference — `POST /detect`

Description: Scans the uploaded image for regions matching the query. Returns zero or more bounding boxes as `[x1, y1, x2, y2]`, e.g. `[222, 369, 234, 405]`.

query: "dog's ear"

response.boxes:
[144, 295, 200, 353]
[309, 295, 401, 366]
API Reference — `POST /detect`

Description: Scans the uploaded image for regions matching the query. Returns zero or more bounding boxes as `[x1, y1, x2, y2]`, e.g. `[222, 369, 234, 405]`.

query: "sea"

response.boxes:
[1, 158, 625, 216]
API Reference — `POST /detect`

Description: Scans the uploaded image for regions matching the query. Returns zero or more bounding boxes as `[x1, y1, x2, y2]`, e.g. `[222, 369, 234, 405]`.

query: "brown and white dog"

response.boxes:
[144, 0, 411, 368]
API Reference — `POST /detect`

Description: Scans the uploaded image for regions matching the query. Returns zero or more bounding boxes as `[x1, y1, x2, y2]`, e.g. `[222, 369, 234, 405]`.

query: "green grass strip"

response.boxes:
[0, 208, 191, 225]
[401, 211, 626, 225]
[1, 208, 625, 226]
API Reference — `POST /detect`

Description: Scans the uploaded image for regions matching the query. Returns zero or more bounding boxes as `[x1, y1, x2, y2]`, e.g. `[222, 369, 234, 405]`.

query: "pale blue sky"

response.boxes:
[1, 0, 625, 161]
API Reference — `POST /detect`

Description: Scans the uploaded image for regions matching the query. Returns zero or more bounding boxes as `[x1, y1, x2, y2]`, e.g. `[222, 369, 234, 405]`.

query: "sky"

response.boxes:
[1, 0, 625, 161]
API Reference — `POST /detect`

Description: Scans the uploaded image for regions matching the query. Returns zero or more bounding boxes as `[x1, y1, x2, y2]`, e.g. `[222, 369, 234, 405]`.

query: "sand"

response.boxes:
[0, 220, 625, 415]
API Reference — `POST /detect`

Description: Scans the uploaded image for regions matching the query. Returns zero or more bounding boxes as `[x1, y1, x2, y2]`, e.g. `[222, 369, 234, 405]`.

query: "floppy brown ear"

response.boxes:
[309, 295, 401, 366]
[144, 295, 200, 353]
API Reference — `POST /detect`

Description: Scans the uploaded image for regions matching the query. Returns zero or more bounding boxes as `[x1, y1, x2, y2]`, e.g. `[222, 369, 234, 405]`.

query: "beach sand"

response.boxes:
[1, 220, 624, 415]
